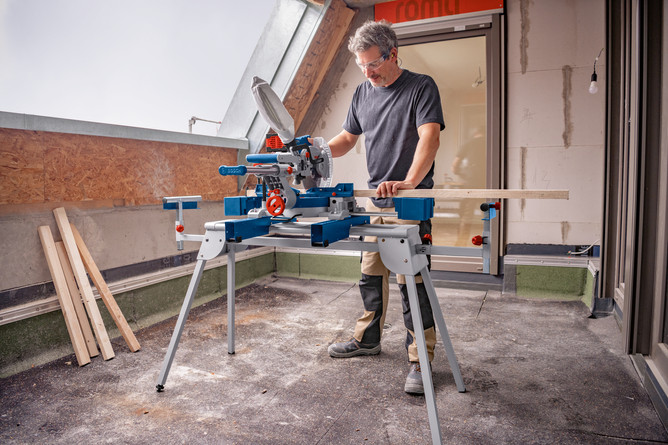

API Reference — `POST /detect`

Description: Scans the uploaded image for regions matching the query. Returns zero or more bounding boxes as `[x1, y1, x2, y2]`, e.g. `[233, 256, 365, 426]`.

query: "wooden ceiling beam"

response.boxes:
[283, 0, 356, 133]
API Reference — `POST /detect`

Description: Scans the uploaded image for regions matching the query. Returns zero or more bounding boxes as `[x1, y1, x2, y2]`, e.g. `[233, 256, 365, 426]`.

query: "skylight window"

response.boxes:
[0, 0, 277, 136]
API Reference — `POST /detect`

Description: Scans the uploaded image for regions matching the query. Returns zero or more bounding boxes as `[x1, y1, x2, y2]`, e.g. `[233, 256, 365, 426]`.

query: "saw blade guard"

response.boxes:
[307, 137, 333, 188]
[251, 76, 295, 145]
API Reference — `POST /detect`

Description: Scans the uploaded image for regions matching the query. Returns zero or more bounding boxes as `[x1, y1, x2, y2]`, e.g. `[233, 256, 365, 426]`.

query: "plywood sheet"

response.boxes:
[43, 135, 238, 205]
[0, 128, 240, 206]
[0, 129, 45, 204]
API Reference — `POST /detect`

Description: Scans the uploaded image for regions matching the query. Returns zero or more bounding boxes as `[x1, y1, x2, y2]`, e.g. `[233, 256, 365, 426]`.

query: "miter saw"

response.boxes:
[220, 78, 337, 219]
[170, 76, 433, 247]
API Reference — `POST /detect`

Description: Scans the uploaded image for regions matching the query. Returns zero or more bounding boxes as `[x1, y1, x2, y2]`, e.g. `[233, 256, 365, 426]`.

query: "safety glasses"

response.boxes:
[356, 53, 389, 71]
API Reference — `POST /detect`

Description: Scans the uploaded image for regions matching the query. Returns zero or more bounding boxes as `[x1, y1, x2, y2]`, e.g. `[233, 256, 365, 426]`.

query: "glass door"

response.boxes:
[398, 27, 499, 273]
[401, 36, 487, 245]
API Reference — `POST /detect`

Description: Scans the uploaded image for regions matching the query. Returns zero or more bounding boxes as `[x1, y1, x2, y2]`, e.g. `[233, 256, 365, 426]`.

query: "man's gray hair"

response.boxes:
[348, 20, 397, 56]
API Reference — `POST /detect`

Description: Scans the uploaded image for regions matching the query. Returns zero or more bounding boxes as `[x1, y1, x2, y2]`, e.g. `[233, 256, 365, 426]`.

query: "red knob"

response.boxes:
[493, 202, 501, 210]
[176, 224, 185, 233]
[266, 195, 286, 216]
[472, 235, 483, 246]
[422, 234, 433, 243]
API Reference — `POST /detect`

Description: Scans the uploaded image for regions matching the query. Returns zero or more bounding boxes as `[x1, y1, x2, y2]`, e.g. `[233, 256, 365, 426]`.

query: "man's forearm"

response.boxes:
[328, 130, 358, 158]
[404, 123, 441, 187]
[374, 122, 441, 198]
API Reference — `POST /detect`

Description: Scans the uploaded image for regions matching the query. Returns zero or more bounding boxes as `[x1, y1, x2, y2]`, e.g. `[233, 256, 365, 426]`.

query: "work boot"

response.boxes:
[404, 362, 427, 394]
[328, 338, 381, 358]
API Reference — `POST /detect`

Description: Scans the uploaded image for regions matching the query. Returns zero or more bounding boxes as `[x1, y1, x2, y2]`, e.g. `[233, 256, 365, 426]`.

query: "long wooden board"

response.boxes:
[38, 226, 91, 366]
[55, 241, 99, 358]
[71, 224, 141, 352]
[53, 207, 115, 360]
[353, 189, 569, 200]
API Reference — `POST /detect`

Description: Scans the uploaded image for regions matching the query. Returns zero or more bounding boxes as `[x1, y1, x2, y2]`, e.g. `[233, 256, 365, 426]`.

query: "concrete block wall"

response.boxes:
[505, 0, 606, 245]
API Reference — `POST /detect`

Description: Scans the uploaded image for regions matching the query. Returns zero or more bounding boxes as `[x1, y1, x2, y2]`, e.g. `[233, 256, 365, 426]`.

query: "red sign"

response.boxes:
[375, 0, 503, 23]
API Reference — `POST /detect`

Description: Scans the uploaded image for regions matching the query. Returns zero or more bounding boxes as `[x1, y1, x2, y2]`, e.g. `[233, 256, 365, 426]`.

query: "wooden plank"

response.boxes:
[53, 207, 115, 360]
[353, 189, 570, 200]
[55, 241, 99, 358]
[70, 224, 141, 352]
[37, 226, 90, 366]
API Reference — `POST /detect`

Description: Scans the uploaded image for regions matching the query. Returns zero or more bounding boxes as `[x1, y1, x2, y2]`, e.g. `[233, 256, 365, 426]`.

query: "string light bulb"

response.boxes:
[589, 72, 599, 94]
[589, 48, 604, 94]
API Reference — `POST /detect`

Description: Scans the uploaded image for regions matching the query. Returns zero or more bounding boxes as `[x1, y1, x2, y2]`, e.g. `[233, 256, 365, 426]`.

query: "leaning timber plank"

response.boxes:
[71, 224, 141, 352]
[55, 241, 99, 358]
[353, 189, 569, 200]
[38, 226, 91, 366]
[53, 207, 115, 360]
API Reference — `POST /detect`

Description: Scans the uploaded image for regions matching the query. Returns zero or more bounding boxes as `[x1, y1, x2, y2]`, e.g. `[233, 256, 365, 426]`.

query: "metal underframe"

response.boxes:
[155, 221, 470, 445]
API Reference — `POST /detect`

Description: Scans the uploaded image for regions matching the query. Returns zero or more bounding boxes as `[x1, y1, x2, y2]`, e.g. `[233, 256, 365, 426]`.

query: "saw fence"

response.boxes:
[37, 207, 140, 366]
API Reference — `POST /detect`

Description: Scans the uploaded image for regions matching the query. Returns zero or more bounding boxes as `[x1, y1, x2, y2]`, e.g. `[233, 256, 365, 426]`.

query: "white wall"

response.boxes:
[314, 57, 371, 192]
[505, 0, 606, 245]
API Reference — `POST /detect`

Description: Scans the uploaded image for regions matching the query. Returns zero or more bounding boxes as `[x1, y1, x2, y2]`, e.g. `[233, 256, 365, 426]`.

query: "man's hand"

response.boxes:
[376, 180, 416, 198]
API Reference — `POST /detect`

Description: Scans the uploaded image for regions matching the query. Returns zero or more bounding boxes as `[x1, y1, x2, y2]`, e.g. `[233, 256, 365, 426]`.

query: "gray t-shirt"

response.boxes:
[343, 69, 445, 207]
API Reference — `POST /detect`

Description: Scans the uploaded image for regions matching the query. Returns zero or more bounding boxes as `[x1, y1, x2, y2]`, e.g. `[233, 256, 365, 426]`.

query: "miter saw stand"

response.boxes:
[156, 187, 499, 445]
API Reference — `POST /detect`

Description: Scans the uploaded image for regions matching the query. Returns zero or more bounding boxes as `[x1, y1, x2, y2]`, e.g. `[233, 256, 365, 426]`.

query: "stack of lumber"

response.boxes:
[38, 207, 141, 366]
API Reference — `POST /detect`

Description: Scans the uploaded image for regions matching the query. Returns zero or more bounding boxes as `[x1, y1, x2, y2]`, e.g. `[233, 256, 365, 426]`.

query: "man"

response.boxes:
[326, 20, 445, 395]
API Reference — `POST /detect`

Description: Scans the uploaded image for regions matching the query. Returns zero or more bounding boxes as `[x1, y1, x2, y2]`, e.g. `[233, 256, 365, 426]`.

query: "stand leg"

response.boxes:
[405, 275, 443, 445]
[227, 248, 235, 354]
[420, 266, 466, 393]
[156, 258, 207, 391]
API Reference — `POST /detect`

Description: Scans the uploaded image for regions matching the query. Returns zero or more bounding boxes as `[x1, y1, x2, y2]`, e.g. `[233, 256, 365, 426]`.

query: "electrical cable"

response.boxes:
[567, 239, 600, 256]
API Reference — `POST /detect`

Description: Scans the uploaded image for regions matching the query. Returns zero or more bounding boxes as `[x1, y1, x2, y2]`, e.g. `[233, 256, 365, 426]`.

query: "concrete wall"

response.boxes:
[505, 0, 606, 245]
[312, 0, 606, 248]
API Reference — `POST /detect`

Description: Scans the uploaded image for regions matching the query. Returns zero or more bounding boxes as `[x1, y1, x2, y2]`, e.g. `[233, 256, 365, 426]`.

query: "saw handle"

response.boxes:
[219, 165, 248, 176]
[246, 154, 278, 163]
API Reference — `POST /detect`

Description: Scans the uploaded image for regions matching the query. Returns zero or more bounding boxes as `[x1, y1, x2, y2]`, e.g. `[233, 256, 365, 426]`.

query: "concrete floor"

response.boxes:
[1, 276, 667, 444]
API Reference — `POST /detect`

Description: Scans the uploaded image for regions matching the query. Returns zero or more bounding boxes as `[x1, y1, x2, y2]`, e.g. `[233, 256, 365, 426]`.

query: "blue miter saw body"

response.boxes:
[218, 135, 433, 246]
[166, 76, 434, 248]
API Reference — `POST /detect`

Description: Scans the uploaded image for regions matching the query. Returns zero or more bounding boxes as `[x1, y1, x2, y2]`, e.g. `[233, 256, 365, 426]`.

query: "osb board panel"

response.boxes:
[0, 129, 45, 204]
[0, 128, 239, 206]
